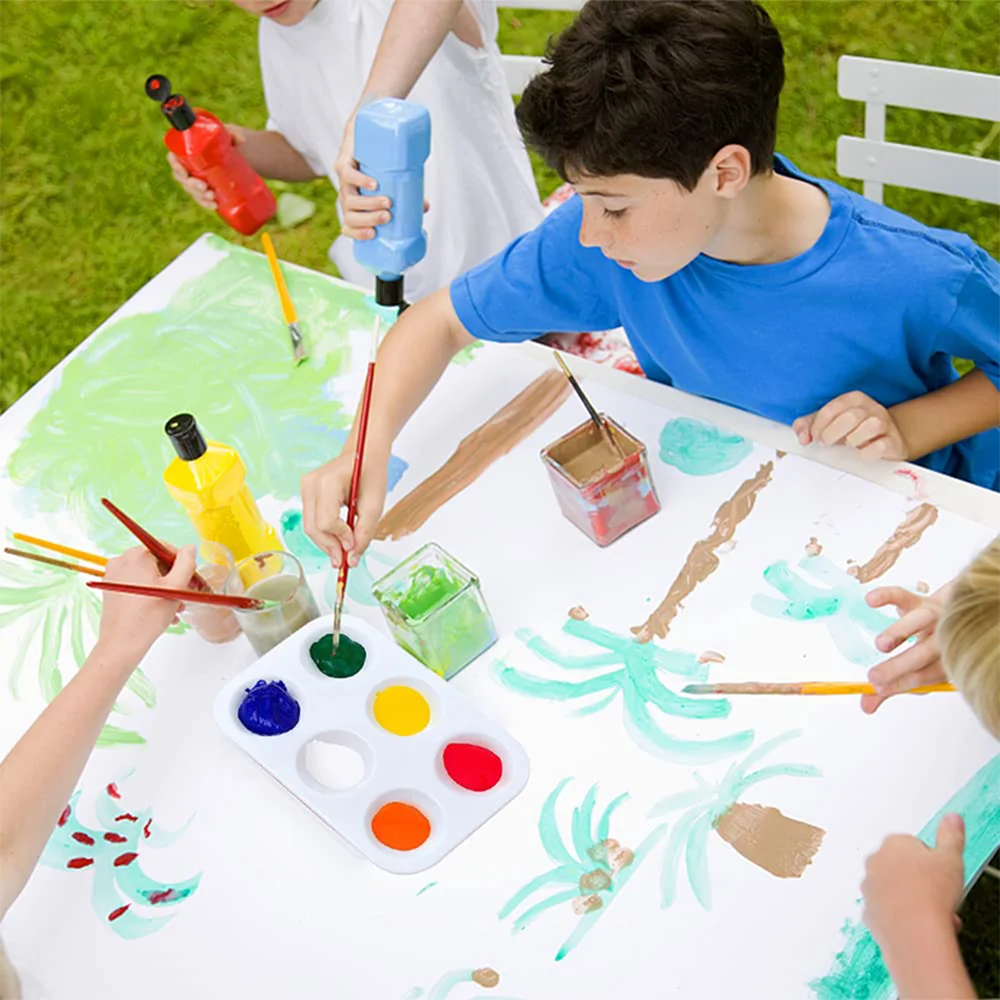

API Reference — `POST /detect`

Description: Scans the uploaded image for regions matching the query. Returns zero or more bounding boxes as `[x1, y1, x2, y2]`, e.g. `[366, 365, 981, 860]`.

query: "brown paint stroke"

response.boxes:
[698, 650, 726, 664]
[847, 503, 939, 584]
[714, 802, 825, 878]
[471, 968, 500, 989]
[568, 605, 589, 621]
[805, 536, 823, 557]
[375, 371, 570, 541]
[916, 580, 930, 594]
[632, 461, 775, 642]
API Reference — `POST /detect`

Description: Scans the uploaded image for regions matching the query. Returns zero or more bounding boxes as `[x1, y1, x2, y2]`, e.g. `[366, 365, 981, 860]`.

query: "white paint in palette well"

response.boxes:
[303, 734, 368, 791]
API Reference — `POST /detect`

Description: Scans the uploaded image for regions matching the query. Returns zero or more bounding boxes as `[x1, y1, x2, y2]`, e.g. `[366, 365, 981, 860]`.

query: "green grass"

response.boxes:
[0, 4, 998, 991]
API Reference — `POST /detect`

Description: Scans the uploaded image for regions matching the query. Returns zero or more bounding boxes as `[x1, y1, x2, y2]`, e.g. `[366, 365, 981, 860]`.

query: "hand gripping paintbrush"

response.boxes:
[553, 351, 625, 461]
[332, 313, 380, 651]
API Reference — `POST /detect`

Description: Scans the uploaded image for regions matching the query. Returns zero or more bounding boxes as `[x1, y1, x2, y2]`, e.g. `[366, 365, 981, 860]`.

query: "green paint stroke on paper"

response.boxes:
[451, 341, 484, 366]
[0, 553, 153, 746]
[752, 555, 893, 668]
[499, 778, 668, 961]
[41, 780, 201, 939]
[659, 418, 752, 476]
[5, 234, 376, 553]
[649, 730, 821, 910]
[415, 880, 438, 896]
[810, 753, 1000, 1000]
[495, 618, 753, 764]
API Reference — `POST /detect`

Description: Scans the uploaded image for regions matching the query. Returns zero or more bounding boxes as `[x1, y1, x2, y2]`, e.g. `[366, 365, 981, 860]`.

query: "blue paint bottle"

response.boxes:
[352, 98, 431, 310]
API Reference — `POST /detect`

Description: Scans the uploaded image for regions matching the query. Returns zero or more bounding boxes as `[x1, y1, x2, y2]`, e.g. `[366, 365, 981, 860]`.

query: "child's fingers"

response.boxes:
[818, 408, 865, 447]
[866, 585, 922, 614]
[339, 164, 378, 194]
[874, 603, 937, 652]
[792, 414, 814, 445]
[342, 206, 391, 233]
[857, 436, 892, 460]
[935, 813, 965, 857]
[164, 545, 198, 589]
[847, 415, 885, 449]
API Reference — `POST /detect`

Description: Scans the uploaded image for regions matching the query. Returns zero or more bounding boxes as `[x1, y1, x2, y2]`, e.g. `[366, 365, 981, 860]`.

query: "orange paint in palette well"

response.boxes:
[214, 617, 530, 873]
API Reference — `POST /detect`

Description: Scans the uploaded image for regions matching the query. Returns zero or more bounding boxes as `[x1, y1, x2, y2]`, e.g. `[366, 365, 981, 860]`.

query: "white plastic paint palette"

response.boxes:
[213, 615, 529, 874]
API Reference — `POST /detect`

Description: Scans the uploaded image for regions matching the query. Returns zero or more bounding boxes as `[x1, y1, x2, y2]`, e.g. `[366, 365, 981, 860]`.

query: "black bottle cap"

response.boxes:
[374, 277, 405, 309]
[165, 414, 207, 461]
[145, 74, 172, 103]
[160, 94, 196, 131]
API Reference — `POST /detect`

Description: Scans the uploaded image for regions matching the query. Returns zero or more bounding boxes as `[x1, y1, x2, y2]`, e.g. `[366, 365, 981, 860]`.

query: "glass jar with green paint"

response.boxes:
[372, 543, 497, 680]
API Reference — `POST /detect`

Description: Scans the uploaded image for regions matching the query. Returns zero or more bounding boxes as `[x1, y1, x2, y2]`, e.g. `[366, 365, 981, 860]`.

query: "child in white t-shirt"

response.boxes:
[169, 0, 543, 301]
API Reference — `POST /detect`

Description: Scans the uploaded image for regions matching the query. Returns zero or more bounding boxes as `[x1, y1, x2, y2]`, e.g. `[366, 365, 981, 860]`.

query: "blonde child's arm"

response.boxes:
[0, 547, 196, 919]
[862, 814, 975, 1000]
[301, 287, 474, 562]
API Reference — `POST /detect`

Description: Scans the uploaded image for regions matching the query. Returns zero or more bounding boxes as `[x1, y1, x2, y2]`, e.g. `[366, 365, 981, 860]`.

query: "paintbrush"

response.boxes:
[4, 546, 106, 577]
[101, 497, 210, 592]
[682, 681, 956, 696]
[332, 312, 381, 652]
[261, 232, 307, 365]
[553, 352, 625, 461]
[87, 580, 277, 610]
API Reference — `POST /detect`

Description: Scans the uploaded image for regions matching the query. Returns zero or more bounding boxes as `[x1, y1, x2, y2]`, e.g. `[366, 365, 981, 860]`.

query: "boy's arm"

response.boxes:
[335, 0, 472, 239]
[301, 288, 474, 562]
[881, 914, 976, 1000]
[0, 548, 195, 919]
[891, 368, 1000, 460]
[233, 127, 320, 183]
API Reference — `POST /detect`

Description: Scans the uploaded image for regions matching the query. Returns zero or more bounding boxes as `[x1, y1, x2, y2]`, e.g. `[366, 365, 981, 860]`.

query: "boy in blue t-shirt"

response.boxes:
[301, 0, 1000, 565]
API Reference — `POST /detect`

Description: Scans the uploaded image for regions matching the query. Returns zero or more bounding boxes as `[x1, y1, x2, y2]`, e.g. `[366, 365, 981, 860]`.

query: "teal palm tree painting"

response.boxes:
[495, 618, 754, 763]
[499, 779, 668, 962]
[41, 779, 201, 939]
[0, 551, 160, 747]
[751, 555, 894, 667]
[649, 730, 824, 910]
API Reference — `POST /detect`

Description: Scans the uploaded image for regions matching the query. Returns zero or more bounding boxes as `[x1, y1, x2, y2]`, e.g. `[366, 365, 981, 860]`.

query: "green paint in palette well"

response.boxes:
[309, 633, 367, 678]
[659, 418, 752, 475]
[810, 753, 1000, 999]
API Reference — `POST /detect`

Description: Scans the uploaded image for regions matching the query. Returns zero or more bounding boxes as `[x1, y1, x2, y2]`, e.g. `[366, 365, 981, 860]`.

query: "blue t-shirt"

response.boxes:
[451, 156, 1000, 491]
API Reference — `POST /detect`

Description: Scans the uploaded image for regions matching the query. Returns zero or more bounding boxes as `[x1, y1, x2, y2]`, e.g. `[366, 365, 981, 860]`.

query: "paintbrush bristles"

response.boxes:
[552, 352, 626, 461]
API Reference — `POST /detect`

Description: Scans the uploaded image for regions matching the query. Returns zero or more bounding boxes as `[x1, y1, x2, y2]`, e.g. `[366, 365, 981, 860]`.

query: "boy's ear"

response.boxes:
[711, 145, 753, 199]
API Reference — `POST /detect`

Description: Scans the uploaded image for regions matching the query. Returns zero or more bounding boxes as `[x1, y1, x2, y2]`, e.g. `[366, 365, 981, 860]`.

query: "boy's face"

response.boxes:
[572, 169, 725, 283]
[230, 0, 318, 26]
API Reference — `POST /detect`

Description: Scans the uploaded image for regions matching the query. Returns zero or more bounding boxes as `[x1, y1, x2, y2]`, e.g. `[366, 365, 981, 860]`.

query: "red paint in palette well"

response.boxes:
[442, 742, 503, 792]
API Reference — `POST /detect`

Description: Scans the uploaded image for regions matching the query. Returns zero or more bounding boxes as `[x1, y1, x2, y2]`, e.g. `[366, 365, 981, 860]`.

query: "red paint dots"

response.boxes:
[108, 905, 130, 922]
[58, 805, 71, 827]
[113, 852, 138, 867]
[143, 819, 153, 839]
[104, 832, 127, 844]
[106, 783, 121, 800]
[147, 889, 175, 905]
[67, 857, 94, 869]
[442, 742, 503, 792]
[114, 813, 138, 823]
[71, 831, 95, 845]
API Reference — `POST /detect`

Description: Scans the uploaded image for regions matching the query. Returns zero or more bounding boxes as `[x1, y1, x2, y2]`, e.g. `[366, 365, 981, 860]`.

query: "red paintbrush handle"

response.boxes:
[101, 498, 211, 592]
[87, 580, 263, 610]
[340, 361, 376, 579]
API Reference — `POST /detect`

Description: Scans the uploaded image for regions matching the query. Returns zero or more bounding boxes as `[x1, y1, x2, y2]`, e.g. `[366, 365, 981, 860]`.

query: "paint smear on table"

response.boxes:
[650, 730, 823, 910]
[40, 780, 200, 939]
[848, 504, 939, 584]
[497, 618, 753, 763]
[659, 418, 753, 476]
[633, 460, 775, 642]
[810, 753, 1000, 1000]
[375, 371, 570, 540]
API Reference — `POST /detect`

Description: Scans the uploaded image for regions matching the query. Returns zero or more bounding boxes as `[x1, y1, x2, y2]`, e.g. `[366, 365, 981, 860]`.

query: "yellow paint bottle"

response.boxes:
[163, 413, 280, 563]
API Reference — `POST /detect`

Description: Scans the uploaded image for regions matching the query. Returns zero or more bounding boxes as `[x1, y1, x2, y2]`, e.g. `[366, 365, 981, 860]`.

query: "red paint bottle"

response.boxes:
[146, 74, 276, 236]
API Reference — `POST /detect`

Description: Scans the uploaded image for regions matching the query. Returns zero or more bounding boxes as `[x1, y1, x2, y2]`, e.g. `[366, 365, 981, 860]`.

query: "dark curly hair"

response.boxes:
[516, 0, 785, 191]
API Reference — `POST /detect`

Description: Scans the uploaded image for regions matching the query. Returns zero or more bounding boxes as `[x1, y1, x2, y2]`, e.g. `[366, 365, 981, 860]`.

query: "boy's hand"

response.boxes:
[862, 815, 966, 954]
[166, 124, 251, 211]
[301, 452, 388, 568]
[862, 584, 950, 714]
[97, 545, 198, 658]
[793, 391, 909, 460]
[333, 112, 430, 241]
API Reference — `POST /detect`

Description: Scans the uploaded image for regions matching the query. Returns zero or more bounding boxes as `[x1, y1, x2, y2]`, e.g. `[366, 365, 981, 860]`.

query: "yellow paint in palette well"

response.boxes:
[373, 685, 430, 736]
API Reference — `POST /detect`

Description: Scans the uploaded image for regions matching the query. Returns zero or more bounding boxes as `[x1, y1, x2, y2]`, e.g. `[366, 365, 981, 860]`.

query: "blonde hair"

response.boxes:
[938, 537, 1000, 739]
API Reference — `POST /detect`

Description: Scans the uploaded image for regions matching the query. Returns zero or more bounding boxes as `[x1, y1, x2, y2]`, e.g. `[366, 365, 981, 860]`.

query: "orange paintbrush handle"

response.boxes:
[12, 533, 108, 566]
[261, 232, 297, 325]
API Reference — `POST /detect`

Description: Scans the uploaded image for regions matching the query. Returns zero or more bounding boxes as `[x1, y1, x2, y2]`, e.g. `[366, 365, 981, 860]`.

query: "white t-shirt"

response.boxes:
[259, 0, 544, 302]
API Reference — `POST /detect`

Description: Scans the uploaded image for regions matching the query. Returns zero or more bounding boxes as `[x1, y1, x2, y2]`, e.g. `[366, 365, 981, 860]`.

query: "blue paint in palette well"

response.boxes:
[238, 679, 301, 736]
